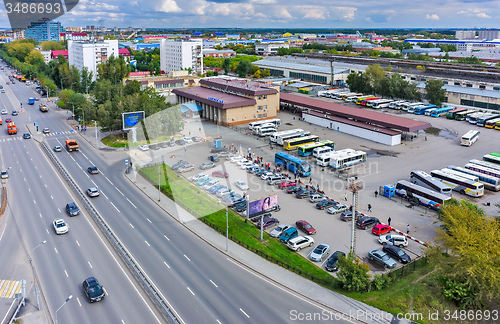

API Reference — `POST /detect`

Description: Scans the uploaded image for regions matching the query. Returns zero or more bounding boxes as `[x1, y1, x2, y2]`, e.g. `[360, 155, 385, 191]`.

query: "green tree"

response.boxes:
[25, 50, 44, 65]
[236, 60, 251, 78]
[425, 79, 446, 107]
[7, 41, 35, 61]
[222, 58, 231, 75]
[261, 69, 270, 78]
[336, 255, 371, 292]
[253, 69, 261, 79]
[40, 41, 65, 51]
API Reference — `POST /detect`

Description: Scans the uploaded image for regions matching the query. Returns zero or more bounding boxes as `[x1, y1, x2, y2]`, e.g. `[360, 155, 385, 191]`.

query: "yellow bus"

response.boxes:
[491, 119, 500, 130]
[355, 96, 377, 105]
[283, 135, 319, 151]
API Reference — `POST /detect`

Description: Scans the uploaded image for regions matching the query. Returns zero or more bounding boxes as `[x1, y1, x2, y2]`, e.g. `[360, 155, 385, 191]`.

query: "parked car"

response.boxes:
[309, 194, 325, 203]
[239, 161, 255, 169]
[368, 249, 397, 269]
[316, 199, 336, 210]
[171, 160, 188, 170]
[230, 156, 245, 163]
[327, 203, 349, 214]
[372, 224, 392, 236]
[270, 224, 291, 238]
[340, 210, 362, 222]
[209, 185, 226, 194]
[175, 139, 186, 146]
[208, 155, 220, 162]
[287, 236, 314, 251]
[149, 143, 160, 150]
[383, 245, 411, 264]
[200, 162, 216, 170]
[325, 251, 345, 272]
[247, 166, 260, 174]
[159, 142, 169, 148]
[235, 180, 249, 190]
[310, 244, 330, 262]
[191, 172, 208, 182]
[267, 175, 288, 185]
[378, 234, 408, 247]
[255, 169, 267, 177]
[296, 189, 314, 199]
[233, 201, 247, 212]
[216, 187, 232, 197]
[286, 186, 303, 194]
[279, 227, 298, 243]
[226, 197, 246, 207]
[196, 176, 212, 186]
[356, 216, 380, 230]
[138, 144, 149, 151]
[278, 181, 296, 189]
[257, 217, 279, 229]
[212, 170, 229, 178]
[221, 192, 240, 200]
[191, 136, 202, 142]
[217, 150, 230, 158]
[203, 179, 220, 190]
[183, 137, 193, 143]
[210, 147, 228, 154]
[295, 220, 316, 235]
[260, 172, 276, 180]
[178, 164, 195, 173]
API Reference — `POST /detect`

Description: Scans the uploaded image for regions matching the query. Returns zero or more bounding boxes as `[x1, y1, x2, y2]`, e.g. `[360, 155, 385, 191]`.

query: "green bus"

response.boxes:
[455, 110, 477, 121]
[446, 108, 467, 119]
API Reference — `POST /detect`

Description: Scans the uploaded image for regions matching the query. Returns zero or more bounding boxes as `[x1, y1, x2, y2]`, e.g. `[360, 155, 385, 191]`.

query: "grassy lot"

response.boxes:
[102, 133, 186, 148]
[140, 164, 454, 323]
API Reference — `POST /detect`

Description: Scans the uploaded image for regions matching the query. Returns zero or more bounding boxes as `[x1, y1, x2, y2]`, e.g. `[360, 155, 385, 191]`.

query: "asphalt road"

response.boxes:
[0, 68, 357, 323]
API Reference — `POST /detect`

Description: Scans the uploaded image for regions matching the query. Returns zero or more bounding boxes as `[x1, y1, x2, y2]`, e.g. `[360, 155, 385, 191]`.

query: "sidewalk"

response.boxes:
[124, 168, 406, 324]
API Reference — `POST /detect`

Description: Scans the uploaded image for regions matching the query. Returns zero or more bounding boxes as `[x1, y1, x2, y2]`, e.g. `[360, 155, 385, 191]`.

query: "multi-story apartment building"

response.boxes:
[68, 39, 119, 81]
[25, 19, 64, 43]
[159, 39, 203, 75]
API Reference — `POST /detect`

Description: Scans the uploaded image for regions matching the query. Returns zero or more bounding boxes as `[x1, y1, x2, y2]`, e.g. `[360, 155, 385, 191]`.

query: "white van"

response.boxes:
[378, 234, 408, 247]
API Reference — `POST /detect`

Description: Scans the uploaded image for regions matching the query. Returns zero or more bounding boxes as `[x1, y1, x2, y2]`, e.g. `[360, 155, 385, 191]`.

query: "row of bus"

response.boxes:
[446, 108, 500, 129]
[394, 153, 500, 209]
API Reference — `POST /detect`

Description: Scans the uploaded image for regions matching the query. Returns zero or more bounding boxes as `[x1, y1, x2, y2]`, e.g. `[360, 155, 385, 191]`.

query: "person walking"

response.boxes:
[407, 224, 410, 234]
[374, 190, 378, 198]
[388, 217, 392, 226]
[344, 193, 348, 201]
[309, 177, 312, 184]
[368, 203, 372, 212]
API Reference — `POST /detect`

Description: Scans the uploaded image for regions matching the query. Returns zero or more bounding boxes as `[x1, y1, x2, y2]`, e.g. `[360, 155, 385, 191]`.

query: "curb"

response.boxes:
[123, 171, 370, 324]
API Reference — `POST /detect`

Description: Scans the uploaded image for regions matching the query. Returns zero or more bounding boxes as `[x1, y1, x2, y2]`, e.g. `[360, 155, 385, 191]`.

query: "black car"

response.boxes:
[296, 189, 314, 199]
[23, 133, 31, 139]
[149, 143, 160, 150]
[250, 212, 272, 223]
[171, 160, 188, 170]
[87, 166, 99, 174]
[340, 210, 362, 222]
[325, 251, 346, 272]
[383, 245, 411, 264]
[159, 142, 169, 148]
[208, 155, 220, 162]
[233, 202, 247, 212]
[175, 139, 186, 146]
[83, 277, 105, 303]
[316, 199, 336, 210]
[210, 147, 228, 154]
[286, 186, 303, 194]
[356, 216, 380, 230]
[228, 197, 247, 207]
[66, 202, 80, 216]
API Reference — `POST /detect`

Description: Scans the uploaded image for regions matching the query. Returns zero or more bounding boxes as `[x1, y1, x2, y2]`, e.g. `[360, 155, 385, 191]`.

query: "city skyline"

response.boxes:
[0, 0, 499, 29]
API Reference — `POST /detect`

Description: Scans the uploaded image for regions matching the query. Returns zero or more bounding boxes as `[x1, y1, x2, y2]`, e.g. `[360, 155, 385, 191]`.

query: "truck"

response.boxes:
[28, 98, 35, 105]
[39, 104, 48, 112]
[7, 122, 17, 135]
[65, 139, 79, 152]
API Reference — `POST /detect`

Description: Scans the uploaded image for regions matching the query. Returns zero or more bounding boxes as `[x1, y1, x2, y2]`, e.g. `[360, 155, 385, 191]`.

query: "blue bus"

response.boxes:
[275, 152, 311, 177]
[413, 105, 436, 115]
[430, 107, 454, 117]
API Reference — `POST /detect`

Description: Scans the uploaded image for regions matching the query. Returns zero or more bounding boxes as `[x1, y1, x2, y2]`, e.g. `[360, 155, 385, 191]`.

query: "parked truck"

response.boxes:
[39, 104, 48, 112]
[28, 98, 35, 105]
[7, 122, 16, 135]
[65, 139, 79, 152]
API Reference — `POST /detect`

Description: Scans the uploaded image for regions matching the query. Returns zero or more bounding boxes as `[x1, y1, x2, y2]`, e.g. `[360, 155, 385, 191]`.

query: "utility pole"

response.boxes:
[347, 176, 363, 256]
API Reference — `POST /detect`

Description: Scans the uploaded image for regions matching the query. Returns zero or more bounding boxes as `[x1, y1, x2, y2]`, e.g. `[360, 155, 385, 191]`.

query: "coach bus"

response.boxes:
[273, 130, 311, 145]
[248, 118, 281, 130]
[275, 152, 311, 177]
[412, 105, 436, 115]
[477, 114, 500, 127]
[483, 153, 500, 165]
[460, 164, 500, 191]
[360, 97, 381, 106]
[455, 110, 477, 121]
[316, 149, 355, 166]
[469, 159, 500, 172]
[283, 135, 319, 151]
[446, 108, 468, 119]
[430, 107, 454, 117]
[410, 170, 452, 196]
[329, 150, 367, 169]
[297, 140, 335, 157]
[467, 112, 486, 124]
[460, 130, 480, 146]
[395, 180, 451, 210]
[256, 126, 277, 137]
[354, 95, 376, 104]
[430, 169, 484, 197]
[485, 118, 500, 129]
[371, 99, 393, 109]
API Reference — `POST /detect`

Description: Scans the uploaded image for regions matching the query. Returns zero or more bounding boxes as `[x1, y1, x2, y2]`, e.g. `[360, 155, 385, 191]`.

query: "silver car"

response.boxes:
[53, 218, 69, 235]
[327, 203, 349, 214]
[368, 249, 397, 269]
[310, 244, 330, 262]
[309, 194, 325, 203]
[270, 224, 291, 238]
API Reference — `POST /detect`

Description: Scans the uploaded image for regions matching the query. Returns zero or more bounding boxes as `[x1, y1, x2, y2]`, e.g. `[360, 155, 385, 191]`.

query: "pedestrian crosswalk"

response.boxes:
[0, 130, 75, 142]
[0, 280, 22, 298]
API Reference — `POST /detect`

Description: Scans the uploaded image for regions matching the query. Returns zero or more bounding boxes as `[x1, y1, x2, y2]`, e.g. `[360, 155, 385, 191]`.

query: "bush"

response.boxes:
[337, 255, 371, 292]
[372, 274, 392, 290]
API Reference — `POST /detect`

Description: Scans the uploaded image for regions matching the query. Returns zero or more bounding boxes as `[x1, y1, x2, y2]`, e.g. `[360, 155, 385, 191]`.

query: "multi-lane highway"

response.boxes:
[0, 67, 357, 324]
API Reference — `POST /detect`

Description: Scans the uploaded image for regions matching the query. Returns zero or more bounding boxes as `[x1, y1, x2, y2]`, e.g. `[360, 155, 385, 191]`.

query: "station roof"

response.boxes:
[254, 59, 350, 75]
[280, 93, 432, 132]
[173, 86, 256, 109]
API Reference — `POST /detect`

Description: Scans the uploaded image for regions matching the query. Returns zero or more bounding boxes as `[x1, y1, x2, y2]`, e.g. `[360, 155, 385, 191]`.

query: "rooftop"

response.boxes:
[254, 59, 350, 75]
[172, 86, 256, 109]
[199, 78, 278, 96]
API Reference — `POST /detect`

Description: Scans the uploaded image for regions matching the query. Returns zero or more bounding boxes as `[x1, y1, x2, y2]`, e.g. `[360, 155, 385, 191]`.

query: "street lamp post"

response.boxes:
[55, 295, 73, 324]
[29, 240, 46, 310]
[158, 166, 161, 202]
[215, 114, 219, 137]
[94, 120, 98, 147]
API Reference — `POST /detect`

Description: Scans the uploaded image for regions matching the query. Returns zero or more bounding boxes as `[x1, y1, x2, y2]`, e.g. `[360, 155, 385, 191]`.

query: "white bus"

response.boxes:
[248, 118, 281, 130]
[483, 153, 500, 166]
[466, 112, 486, 124]
[469, 159, 500, 172]
[256, 127, 277, 137]
[395, 180, 451, 210]
[430, 169, 484, 197]
[275, 130, 311, 145]
[401, 102, 424, 111]
[269, 129, 304, 143]
[389, 100, 407, 109]
[460, 130, 480, 146]
[458, 164, 500, 191]
[371, 99, 393, 109]
[316, 149, 355, 166]
[440, 168, 480, 183]
[252, 123, 275, 134]
[410, 170, 452, 196]
[329, 150, 367, 169]
[312, 146, 334, 158]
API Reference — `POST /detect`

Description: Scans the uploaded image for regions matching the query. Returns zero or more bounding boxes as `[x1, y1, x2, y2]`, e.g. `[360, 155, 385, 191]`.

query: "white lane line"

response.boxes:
[39, 213, 42, 218]
[239, 308, 250, 318]
[81, 152, 88, 159]
[44, 184, 47, 188]
[147, 218, 152, 223]
[164, 235, 170, 241]
[217, 320, 222, 324]
[51, 195, 53, 200]
[76, 162, 82, 169]
[70, 156, 75, 161]
[88, 261, 93, 269]
[184, 255, 191, 262]
[115, 187, 124, 196]
[35, 166, 37, 170]
[28, 188, 30, 192]
[106, 177, 114, 185]
[145, 241, 150, 247]
[121, 320, 125, 324]
[39, 175, 42, 178]
[99, 170, 105, 176]
[46, 229, 49, 234]
[210, 280, 218, 288]
[77, 298, 81, 307]
[110, 201, 120, 212]
[23, 178, 26, 181]
[127, 198, 137, 208]
[163, 261, 170, 269]
[0, 224, 6, 242]
[101, 190, 109, 200]
[187, 287, 195, 296]
[103, 287, 108, 296]
[129, 223, 134, 228]
[85, 173, 90, 178]
[57, 208, 61, 213]
[91, 180, 97, 187]
[76, 240, 80, 246]
[64, 270, 68, 277]
[54, 248, 58, 254]
[33, 200, 36, 205]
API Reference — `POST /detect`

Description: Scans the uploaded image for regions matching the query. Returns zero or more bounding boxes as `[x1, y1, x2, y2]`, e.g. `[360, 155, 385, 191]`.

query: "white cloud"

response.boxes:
[157, 0, 182, 13]
[457, 8, 491, 19]
[425, 14, 439, 20]
[273, 7, 292, 19]
[330, 7, 357, 21]
[294, 6, 326, 20]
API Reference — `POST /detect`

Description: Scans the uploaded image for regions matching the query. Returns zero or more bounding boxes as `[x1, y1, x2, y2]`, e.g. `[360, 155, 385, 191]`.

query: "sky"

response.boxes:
[1, 0, 500, 29]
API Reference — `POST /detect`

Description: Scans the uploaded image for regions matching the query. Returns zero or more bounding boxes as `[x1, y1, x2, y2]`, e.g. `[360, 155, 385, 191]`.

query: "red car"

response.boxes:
[372, 224, 392, 236]
[212, 170, 229, 178]
[5, 118, 12, 123]
[296, 220, 316, 235]
[278, 180, 296, 189]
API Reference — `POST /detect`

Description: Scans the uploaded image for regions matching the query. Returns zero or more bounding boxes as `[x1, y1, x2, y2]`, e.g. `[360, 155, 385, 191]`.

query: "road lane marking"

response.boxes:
[77, 298, 81, 307]
[145, 241, 150, 247]
[184, 255, 191, 262]
[70, 156, 75, 161]
[76, 240, 80, 246]
[54, 248, 58, 254]
[51, 195, 53, 200]
[127, 198, 137, 208]
[81, 152, 88, 159]
[210, 280, 218, 288]
[85, 173, 90, 178]
[33, 200, 36, 204]
[164, 235, 170, 241]
[0, 224, 6, 242]
[28, 188, 30, 192]
[40, 213, 42, 218]
[217, 320, 222, 324]
[101, 190, 109, 200]
[46, 229, 49, 234]
[103, 287, 108, 296]
[163, 261, 170, 269]
[23, 178, 26, 182]
[34, 166, 37, 170]
[91, 180, 97, 187]
[121, 320, 125, 324]
[88, 261, 93, 269]
[115, 187, 124, 196]
[239, 308, 249, 318]
[64, 270, 68, 277]
[44, 184, 47, 188]
[110, 202, 120, 212]
[106, 177, 114, 185]
[187, 287, 195, 296]
[39, 175, 42, 178]
[147, 218, 152, 223]
[57, 208, 61, 213]
[129, 223, 134, 228]
[76, 162, 82, 169]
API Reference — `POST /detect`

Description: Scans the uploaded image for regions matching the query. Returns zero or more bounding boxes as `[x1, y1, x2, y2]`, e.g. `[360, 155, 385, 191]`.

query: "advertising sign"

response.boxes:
[122, 111, 145, 130]
[248, 194, 278, 218]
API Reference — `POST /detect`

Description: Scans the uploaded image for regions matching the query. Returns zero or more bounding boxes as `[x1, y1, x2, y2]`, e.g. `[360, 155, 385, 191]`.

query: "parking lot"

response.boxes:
[131, 102, 500, 275]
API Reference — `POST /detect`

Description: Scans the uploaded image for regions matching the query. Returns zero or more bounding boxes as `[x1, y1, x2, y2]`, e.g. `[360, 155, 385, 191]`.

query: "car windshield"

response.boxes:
[314, 246, 325, 253]
[56, 222, 65, 228]
[381, 254, 390, 261]
[397, 250, 405, 256]
[304, 224, 312, 229]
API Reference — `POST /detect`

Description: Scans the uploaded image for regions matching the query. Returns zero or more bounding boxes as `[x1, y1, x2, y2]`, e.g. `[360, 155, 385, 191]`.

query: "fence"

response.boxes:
[386, 256, 428, 279]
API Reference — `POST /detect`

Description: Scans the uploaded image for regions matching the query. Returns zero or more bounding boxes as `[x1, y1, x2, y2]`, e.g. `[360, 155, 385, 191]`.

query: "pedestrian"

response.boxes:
[407, 224, 410, 234]
[374, 190, 378, 198]
[344, 193, 347, 201]
[368, 203, 372, 212]
[199, 127, 201, 132]
[309, 177, 312, 184]
[425, 136, 427, 141]
[388, 217, 391, 226]
[189, 131, 191, 136]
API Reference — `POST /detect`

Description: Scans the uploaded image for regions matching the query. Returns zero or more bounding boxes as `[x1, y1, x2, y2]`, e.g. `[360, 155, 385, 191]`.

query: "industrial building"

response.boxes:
[255, 43, 289, 56]
[159, 39, 203, 75]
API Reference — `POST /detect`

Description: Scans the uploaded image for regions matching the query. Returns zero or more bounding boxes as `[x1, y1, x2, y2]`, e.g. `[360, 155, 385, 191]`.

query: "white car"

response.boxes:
[1, 109, 7, 115]
[239, 161, 254, 169]
[191, 173, 208, 182]
[243, 163, 259, 170]
[327, 203, 349, 214]
[378, 234, 408, 247]
[1, 171, 8, 179]
[203, 179, 220, 190]
[226, 154, 240, 160]
[270, 224, 291, 238]
[53, 218, 69, 235]
[217, 188, 234, 198]
[236, 159, 250, 166]
[86, 187, 100, 197]
[287, 236, 315, 251]
[138, 144, 149, 151]
[309, 194, 325, 203]
[260, 172, 276, 180]
[183, 137, 193, 143]
[230, 156, 244, 163]
[235, 180, 249, 191]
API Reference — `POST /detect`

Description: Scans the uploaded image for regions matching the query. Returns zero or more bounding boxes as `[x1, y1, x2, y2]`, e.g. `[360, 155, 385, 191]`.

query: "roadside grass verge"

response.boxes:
[102, 133, 187, 148]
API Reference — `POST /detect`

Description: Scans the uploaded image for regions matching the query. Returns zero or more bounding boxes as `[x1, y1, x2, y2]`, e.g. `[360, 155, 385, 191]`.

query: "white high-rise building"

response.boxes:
[160, 39, 203, 75]
[455, 30, 475, 40]
[68, 39, 119, 81]
[479, 29, 500, 40]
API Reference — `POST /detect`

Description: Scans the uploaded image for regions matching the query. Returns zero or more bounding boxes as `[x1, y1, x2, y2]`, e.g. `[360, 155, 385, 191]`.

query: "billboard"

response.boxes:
[122, 111, 145, 130]
[248, 194, 278, 218]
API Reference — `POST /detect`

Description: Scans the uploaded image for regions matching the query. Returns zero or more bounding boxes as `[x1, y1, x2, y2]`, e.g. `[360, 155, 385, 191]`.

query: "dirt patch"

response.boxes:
[413, 269, 436, 284]
[423, 127, 441, 135]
